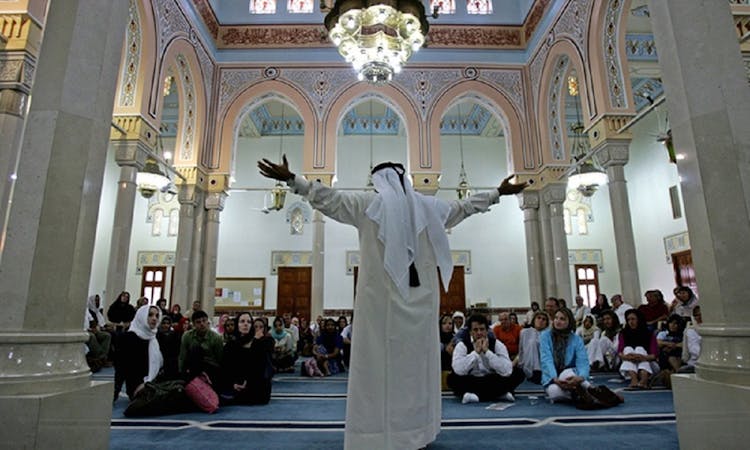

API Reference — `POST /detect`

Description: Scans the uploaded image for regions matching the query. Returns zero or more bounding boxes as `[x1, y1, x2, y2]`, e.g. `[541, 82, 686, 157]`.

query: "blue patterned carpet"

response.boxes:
[101, 368, 679, 449]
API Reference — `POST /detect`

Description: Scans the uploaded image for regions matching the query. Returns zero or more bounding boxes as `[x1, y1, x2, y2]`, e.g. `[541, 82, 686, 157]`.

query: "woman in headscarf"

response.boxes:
[314, 318, 344, 376]
[222, 316, 237, 344]
[298, 317, 315, 356]
[619, 308, 658, 389]
[517, 311, 549, 384]
[576, 314, 600, 347]
[540, 307, 590, 402]
[114, 305, 163, 401]
[84, 294, 111, 368]
[270, 316, 296, 373]
[222, 314, 275, 405]
[439, 314, 455, 371]
[657, 314, 686, 373]
[452, 311, 466, 334]
[587, 309, 622, 371]
[215, 314, 229, 335]
[590, 294, 610, 319]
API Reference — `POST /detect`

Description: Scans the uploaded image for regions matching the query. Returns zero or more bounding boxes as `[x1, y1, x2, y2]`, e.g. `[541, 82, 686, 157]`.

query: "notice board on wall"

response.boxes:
[214, 277, 265, 312]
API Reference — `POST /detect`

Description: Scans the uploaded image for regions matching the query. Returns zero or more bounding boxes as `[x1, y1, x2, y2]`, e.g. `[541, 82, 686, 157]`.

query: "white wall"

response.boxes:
[90, 106, 689, 314]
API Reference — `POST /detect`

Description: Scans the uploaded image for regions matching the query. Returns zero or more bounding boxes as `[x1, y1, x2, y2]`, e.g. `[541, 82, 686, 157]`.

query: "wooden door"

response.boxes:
[672, 250, 698, 295]
[141, 266, 166, 304]
[277, 266, 312, 320]
[440, 266, 466, 315]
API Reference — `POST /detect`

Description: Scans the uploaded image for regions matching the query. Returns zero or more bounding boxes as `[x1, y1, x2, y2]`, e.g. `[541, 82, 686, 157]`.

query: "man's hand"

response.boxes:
[258, 154, 294, 182]
[497, 174, 528, 196]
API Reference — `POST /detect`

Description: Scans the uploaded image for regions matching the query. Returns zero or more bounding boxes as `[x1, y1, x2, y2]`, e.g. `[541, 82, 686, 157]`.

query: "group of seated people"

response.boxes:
[440, 286, 702, 404]
[85, 292, 355, 410]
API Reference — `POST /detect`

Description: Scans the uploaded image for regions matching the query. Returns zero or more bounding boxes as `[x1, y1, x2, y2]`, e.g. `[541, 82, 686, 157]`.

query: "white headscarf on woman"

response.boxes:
[130, 305, 163, 383]
[365, 163, 452, 300]
[86, 295, 106, 326]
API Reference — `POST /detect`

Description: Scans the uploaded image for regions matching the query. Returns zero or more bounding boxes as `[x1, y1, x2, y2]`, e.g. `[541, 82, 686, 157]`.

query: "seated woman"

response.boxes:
[439, 314, 455, 372]
[657, 314, 686, 374]
[156, 316, 181, 380]
[516, 311, 549, 384]
[576, 314, 600, 368]
[540, 308, 590, 402]
[314, 318, 344, 376]
[222, 317, 237, 344]
[587, 310, 621, 371]
[222, 314, 275, 405]
[298, 317, 315, 357]
[169, 304, 184, 324]
[619, 308, 658, 389]
[215, 314, 229, 335]
[115, 305, 163, 401]
[270, 317, 296, 373]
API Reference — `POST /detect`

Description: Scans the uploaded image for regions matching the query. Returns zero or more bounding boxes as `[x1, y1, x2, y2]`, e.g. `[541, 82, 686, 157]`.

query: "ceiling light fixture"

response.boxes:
[566, 76, 607, 197]
[324, 0, 436, 84]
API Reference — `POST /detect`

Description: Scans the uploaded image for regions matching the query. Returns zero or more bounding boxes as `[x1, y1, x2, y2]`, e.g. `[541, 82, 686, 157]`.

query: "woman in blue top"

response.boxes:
[540, 307, 590, 402]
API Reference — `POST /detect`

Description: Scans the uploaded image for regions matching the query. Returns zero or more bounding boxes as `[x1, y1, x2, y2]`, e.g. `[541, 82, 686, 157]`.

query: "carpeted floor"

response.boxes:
[100, 366, 679, 449]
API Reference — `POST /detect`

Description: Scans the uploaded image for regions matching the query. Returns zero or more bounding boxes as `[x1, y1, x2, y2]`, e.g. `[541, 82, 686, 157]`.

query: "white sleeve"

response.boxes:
[485, 341, 513, 376]
[444, 190, 500, 229]
[288, 175, 371, 227]
[451, 341, 479, 375]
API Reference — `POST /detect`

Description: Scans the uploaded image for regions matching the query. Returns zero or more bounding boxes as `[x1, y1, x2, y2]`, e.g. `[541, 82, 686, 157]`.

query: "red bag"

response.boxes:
[185, 373, 219, 413]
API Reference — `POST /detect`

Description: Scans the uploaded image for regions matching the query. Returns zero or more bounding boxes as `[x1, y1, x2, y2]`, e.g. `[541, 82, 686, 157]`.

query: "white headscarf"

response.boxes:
[365, 165, 453, 299]
[86, 295, 106, 326]
[130, 305, 163, 383]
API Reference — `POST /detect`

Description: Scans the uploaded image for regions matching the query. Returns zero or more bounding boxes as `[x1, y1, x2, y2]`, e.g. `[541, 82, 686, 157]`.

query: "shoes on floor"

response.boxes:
[462, 392, 479, 404]
[500, 392, 515, 403]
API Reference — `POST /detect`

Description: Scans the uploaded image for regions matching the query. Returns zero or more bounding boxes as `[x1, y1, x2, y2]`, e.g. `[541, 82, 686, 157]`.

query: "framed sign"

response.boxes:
[214, 277, 265, 312]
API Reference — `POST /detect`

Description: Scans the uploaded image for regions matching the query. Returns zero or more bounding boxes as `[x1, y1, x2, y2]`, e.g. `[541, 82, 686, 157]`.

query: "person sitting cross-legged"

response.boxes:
[540, 308, 591, 403]
[448, 314, 525, 404]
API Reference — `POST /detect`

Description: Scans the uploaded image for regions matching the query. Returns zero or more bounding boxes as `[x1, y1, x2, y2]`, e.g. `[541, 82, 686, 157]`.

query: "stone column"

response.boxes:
[518, 190, 544, 304]
[171, 182, 198, 308]
[310, 210, 325, 321]
[201, 189, 227, 319]
[648, 0, 750, 447]
[0, 13, 41, 258]
[105, 117, 157, 300]
[538, 196, 556, 298]
[188, 188, 205, 308]
[0, 1, 129, 448]
[543, 184, 571, 301]
[595, 141, 642, 306]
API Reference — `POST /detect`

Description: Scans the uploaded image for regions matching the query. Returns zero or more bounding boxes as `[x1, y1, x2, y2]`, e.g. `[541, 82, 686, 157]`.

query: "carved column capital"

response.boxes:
[517, 189, 540, 210]
[0, 52, 36, 95]
[594, 141, 631, 168]
[541, 183, 567, 205]
[205, 191, 227, 212]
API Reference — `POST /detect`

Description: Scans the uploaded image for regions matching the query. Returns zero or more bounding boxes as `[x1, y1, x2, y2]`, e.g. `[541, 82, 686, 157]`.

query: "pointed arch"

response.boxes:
[217, 80, 316, 176]
[587, 0, 636, 117]
[155, 39, 208, 167]
[537, 39, 592, 165]
[430, 80, 526, 174]
[323, 84, 421, 176]
[112, 0, 158, 123]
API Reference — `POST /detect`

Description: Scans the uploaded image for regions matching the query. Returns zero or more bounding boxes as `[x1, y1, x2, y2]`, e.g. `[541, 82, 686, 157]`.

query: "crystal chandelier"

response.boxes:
[455, 103, 471, 199]
[324, 0, 434, 84]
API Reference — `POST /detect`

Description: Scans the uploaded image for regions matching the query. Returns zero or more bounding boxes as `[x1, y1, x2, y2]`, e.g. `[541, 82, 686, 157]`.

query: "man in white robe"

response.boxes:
[258, 156, 525, 449]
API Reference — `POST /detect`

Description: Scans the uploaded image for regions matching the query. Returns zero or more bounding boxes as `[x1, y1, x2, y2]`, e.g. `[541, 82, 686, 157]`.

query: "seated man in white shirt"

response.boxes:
[611, 294, 631, 326]
[448, 314, 525, 404]
[572, 295, 591, 327]
[678, 306, 702, 373]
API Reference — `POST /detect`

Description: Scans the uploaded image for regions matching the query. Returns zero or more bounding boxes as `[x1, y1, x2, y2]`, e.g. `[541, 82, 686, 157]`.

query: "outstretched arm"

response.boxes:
[444, 174, 529, 228]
